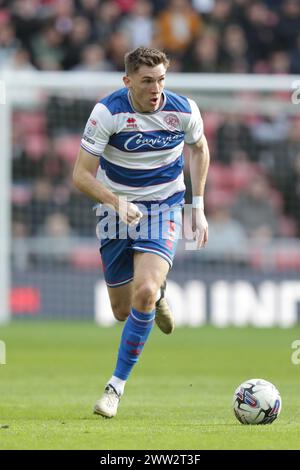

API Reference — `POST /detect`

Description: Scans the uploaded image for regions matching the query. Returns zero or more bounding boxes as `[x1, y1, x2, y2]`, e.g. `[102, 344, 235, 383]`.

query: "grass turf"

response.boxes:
[0, 322, 299, 450]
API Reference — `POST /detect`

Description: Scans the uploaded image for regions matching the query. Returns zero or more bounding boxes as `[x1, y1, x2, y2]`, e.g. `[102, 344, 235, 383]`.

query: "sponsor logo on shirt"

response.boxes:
[124, 132, 183, 151]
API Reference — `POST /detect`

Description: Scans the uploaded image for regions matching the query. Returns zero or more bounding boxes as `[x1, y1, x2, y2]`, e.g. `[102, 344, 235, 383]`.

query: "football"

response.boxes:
[233, 378, 282, 425]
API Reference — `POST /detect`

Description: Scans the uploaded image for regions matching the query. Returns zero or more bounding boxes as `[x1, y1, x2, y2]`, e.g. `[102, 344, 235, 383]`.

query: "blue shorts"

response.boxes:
[96, 203, 182, 287]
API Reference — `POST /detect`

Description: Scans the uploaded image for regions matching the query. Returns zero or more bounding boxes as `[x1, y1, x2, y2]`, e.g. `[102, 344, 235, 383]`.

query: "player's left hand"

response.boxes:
[192, 208, 208, 249]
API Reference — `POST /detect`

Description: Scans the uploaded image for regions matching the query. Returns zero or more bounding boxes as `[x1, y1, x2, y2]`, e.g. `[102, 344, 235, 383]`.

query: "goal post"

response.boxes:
[0, 79, 10, 325]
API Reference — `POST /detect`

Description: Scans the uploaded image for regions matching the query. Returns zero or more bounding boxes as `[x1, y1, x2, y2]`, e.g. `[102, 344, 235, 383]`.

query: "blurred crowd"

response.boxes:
[3, 0, 300, 260]
[11, 97, 300, 248]
[1, 0, 300, 74]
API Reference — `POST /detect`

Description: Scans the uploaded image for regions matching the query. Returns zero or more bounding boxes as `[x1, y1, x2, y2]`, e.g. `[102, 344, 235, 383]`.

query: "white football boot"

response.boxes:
[94, 384, 121, 418]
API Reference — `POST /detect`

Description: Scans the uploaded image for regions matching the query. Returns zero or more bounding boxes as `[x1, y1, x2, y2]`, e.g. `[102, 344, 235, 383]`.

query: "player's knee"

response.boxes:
[111, 305, 130, 322]
[134, 282, 157, 311]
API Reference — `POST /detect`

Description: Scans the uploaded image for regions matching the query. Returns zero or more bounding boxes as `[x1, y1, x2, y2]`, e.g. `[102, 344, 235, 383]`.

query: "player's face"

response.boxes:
[123, 64, 166, 113]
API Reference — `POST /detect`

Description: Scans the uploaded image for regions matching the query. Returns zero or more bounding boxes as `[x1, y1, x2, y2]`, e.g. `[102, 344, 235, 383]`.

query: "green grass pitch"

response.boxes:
[0, 322, 299, 450]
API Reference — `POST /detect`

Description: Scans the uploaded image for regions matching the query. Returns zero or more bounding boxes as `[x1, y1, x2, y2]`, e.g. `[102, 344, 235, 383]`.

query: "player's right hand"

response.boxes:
[116, 197, 143, 226]
[192, 207, 208, 249]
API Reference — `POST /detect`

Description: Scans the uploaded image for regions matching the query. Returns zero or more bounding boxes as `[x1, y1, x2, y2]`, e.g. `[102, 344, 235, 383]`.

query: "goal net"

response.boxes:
[1, 71, 300, 327]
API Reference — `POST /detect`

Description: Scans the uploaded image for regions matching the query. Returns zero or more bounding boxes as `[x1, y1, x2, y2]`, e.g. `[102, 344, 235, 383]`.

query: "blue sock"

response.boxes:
[113, 308, 155, 380]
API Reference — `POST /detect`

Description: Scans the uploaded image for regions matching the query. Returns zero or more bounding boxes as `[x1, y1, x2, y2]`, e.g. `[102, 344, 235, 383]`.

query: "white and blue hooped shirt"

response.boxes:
[81, 88, 203, 206]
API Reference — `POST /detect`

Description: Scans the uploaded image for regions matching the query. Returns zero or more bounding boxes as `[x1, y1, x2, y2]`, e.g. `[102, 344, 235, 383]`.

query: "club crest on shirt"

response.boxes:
[85, 118, 97, 137]
[163, 113, 180, 130]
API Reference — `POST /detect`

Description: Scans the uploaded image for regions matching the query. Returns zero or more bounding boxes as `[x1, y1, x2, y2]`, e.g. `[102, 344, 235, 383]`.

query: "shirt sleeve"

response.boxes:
[184, 98, 204, 145]
[81, 103, 114, 157]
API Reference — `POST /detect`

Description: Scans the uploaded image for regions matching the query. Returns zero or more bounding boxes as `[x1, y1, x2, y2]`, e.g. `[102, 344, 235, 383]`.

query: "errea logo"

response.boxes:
[126, 117, 138, 129]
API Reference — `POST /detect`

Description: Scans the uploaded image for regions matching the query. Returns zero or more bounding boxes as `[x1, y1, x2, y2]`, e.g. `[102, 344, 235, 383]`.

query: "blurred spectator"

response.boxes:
[0, 0, 297, 74]
[183, 28, 220, 72]
[74, 43, 113, 71]
[215, 113, 257, 164]
[10, 0, 42, 51]
[3, 46, 36, 71]
[120, 0, 155, 49]
[78, 0, 100, 21]
[12, 120, 46, 182]
[243, 1, 277, 70]
[231, 174, 280, 242]
[281, 153, 300, 236]
[251, 113, 288, 173]
[106, 30, 131, 71]
[206, 199, 248, 259]
[12, 219, 29, 239]
[39, 211, 74, 264]
[30, 23, 65, 70]
[94, 1, 122, 45]
[192, 0, 215, 15]
[67, 185, 96, 236]
[53, 0, 74, 36]
[289, 33, 300, 74]
[46, 96, 94, 136]
[62, 16, 92, 70]
[13, 146, 45, 182]
[149, 0, 169, 16]
[113, 0, 137, 15]
[0, 23, 20, 69]
[271, 116, 300, 191]
[268, 49, 290, 74]
[42, 212, 73, 238]
[219, 23, 249, 73]
[276, 0, 300, 51]
[155, 0, 203, 57]
[41, 148, 69, 185]
[206, 0, 233, 32]
[26, 178, 57, 235]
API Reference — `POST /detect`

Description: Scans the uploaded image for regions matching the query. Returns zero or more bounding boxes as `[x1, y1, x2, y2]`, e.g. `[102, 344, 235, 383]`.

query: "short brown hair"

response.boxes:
[124, 47, 170, 75]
